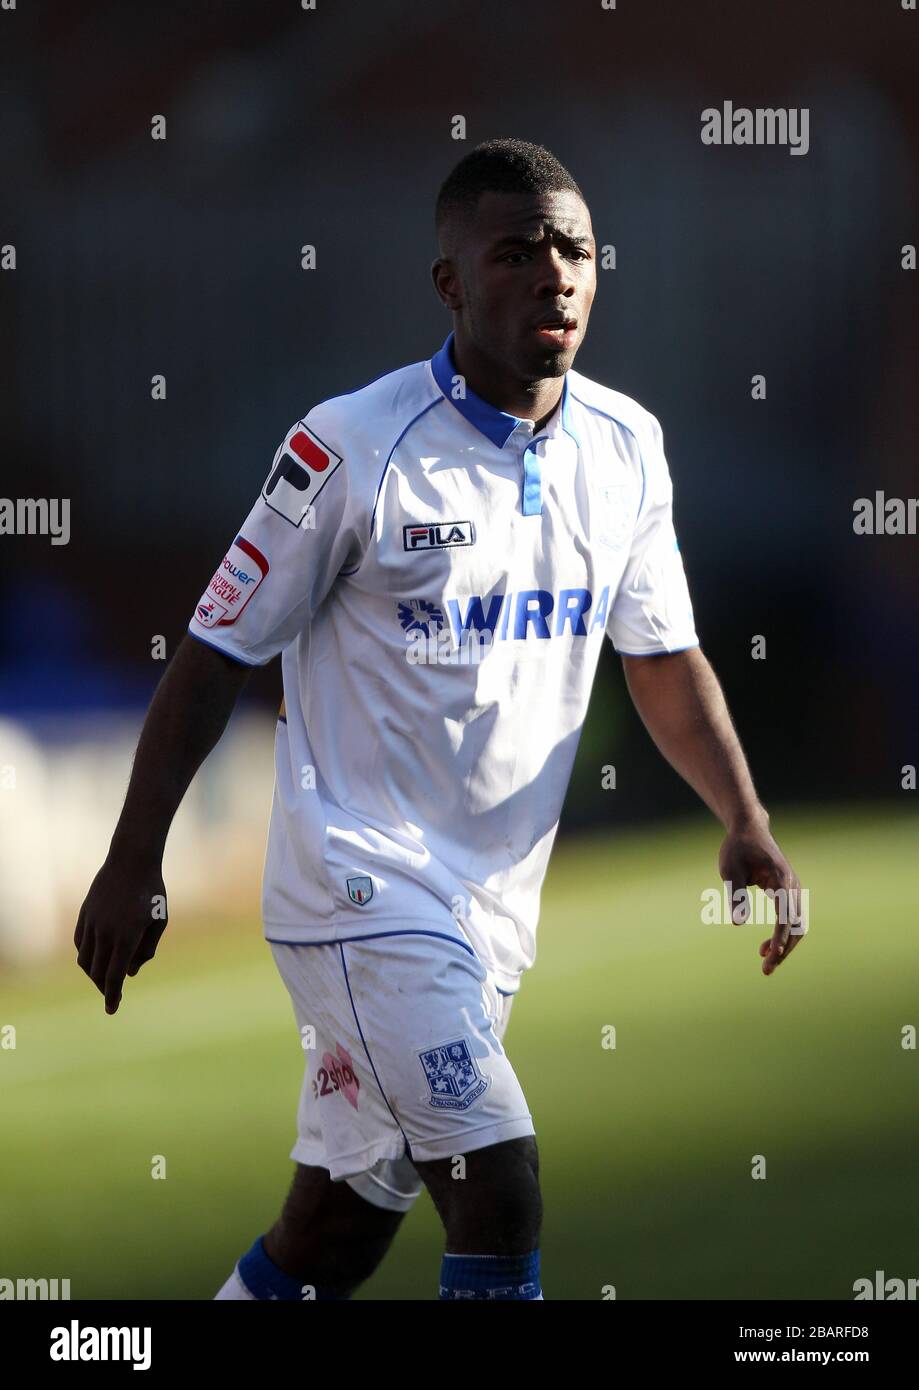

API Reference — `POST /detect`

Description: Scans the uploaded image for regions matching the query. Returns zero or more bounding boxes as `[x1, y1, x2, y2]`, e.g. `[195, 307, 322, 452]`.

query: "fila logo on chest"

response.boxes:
[403, 520, 476, 552]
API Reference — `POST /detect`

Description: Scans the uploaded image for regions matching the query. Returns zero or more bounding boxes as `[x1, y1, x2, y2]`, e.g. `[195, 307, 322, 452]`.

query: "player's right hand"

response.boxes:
[73, 856, 168, 1016]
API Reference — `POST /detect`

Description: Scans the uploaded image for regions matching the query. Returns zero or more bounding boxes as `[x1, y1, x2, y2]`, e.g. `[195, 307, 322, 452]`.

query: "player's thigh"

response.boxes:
[270, 933, 533, 1199]
[338, 934, 534, 1162]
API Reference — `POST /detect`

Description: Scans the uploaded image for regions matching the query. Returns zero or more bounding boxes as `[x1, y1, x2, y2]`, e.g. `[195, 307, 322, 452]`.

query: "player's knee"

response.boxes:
[415, 1136, 542, 1254]
[266, 1166, 405, 1291]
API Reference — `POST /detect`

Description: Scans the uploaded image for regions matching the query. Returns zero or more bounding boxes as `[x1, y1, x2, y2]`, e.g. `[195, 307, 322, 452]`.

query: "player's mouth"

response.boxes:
[532, 315, 578, 349]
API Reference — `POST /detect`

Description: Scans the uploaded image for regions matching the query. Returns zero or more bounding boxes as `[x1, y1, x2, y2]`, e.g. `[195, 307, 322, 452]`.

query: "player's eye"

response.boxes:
[502, 251, 532, 264]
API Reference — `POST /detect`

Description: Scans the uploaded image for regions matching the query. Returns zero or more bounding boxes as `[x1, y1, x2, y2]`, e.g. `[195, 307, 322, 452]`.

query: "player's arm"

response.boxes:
[621, 647, 803, 975]
[74, 634, 253, 1015]
[606, 409, 803, 975]
[75, 410, 362, 1015]
[622, 646, 763, 831]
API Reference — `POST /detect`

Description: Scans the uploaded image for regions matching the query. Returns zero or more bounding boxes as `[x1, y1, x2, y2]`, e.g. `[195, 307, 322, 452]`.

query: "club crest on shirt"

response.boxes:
[418, 1038, 489, 1111]
[596, 483, 633, 551]
[346, 875, 373, 906]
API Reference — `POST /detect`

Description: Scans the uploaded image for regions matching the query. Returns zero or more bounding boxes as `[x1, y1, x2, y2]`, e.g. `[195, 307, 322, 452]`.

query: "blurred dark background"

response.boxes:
[1, 0, 917, 827]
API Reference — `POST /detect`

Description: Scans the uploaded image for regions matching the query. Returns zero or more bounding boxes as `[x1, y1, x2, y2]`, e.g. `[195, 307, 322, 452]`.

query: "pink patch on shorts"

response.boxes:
[321, 1043, 361, 1110]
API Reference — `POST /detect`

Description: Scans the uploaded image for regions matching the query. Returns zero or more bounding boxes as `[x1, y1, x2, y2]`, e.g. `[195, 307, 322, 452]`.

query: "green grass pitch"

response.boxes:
[1, 806, 916, 1300]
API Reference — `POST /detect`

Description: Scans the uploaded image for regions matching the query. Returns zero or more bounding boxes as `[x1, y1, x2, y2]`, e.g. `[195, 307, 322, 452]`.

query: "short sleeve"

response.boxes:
[606, 413, 699, 656]
[187, 413, 364, 666]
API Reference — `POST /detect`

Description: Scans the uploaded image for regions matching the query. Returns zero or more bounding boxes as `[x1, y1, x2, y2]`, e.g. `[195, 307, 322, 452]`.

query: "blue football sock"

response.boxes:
[237, 1235, 350, 1301]
[439, 1249, 542, 1300]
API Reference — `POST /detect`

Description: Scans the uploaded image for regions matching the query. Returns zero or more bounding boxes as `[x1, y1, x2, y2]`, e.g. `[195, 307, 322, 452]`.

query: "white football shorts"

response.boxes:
[269, 929, 534, 1212]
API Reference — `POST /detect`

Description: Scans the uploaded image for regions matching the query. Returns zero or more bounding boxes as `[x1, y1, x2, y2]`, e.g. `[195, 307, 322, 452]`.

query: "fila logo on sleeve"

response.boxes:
[196, 535, 269, 627]
[262, 422, 343, 527]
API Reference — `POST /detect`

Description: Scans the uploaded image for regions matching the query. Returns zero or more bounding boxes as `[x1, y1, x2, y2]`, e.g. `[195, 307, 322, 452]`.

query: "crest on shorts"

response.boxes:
[346, 875, 373, 906]
[418, 1038, 489, 1111]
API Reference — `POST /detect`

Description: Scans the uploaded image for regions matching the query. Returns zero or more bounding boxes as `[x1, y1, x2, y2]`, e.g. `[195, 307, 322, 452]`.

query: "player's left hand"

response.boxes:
[718, 817, 805, 976]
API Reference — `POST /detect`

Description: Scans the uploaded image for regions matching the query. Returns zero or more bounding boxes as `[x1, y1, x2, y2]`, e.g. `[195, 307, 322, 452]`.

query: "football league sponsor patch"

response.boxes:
[195, 535, 268, 628]
[262, 422, 343, 527]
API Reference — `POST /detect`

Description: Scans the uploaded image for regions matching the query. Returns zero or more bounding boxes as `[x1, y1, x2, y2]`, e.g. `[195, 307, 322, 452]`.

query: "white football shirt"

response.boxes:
[188, 331, 699, 992]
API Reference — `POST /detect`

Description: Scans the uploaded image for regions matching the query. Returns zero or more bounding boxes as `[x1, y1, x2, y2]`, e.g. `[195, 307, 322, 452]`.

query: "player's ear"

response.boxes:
[431, 256, 461, 310]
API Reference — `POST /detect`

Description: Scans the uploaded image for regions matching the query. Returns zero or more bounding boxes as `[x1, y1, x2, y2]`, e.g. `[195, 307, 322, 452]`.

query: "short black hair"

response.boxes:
[435, 138, 585, 255]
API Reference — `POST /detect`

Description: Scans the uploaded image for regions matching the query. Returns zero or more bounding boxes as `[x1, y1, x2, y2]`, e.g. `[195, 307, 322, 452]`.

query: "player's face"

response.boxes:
[455, 189, 596, 380]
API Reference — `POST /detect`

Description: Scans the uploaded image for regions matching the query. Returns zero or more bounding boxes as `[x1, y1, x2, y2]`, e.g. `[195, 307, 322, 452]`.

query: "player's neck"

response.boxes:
[451, 333, 564, 433]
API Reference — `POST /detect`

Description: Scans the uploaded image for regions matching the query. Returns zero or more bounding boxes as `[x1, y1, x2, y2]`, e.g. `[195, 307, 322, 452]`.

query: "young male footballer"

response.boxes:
[75, 139, 804, 1301]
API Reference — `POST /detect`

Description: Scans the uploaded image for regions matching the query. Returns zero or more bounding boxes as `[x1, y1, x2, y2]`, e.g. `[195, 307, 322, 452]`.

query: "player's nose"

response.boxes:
[534, 249, 577, 299]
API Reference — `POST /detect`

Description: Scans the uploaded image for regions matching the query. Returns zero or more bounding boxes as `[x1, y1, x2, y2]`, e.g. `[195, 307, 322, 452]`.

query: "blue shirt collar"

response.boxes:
[430, 331, 581, 450]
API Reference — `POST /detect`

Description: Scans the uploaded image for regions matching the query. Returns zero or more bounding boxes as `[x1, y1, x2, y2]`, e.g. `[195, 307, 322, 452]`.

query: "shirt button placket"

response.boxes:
[517, 421, 542, 517]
